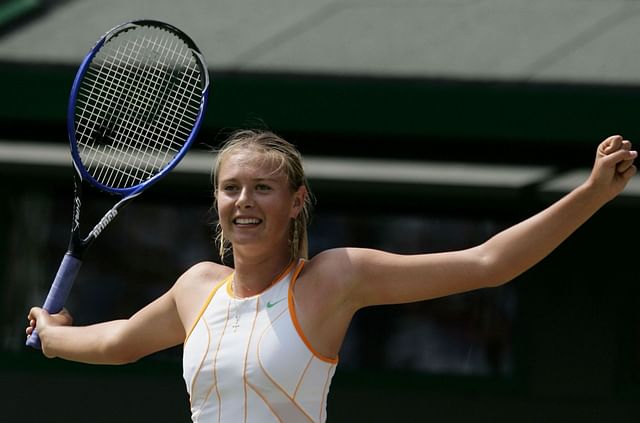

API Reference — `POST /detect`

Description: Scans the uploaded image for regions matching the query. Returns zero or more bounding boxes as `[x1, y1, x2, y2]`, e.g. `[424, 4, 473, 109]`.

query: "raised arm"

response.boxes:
[335, 135, 636, 309]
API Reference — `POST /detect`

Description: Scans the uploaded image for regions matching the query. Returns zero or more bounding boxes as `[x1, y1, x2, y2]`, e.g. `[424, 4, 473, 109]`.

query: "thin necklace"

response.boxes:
[230, 289, 245, 332]
[230, 259, 293, 332]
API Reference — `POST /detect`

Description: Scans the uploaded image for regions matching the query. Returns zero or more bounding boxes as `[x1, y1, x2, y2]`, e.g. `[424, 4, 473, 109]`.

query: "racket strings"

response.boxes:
[82, 32, 196, 182]
[98, 33, 185, 187]
[78, 37, 185, 184]
[80, 36, 164, 186]
[127, 34, 200, 181]
[106, 38, 199, 187]
[74, 25, 204, 189]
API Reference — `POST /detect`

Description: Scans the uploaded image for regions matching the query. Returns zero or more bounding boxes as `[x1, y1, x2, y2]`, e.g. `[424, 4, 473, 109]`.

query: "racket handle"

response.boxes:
[26, 253, 82, 350]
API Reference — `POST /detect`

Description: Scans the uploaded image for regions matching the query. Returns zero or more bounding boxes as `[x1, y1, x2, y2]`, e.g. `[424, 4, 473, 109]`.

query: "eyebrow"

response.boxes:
[219, 177, 280, 183]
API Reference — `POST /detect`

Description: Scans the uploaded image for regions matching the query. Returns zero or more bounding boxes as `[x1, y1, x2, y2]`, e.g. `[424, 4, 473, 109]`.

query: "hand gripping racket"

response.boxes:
[26, 20, 210, 349]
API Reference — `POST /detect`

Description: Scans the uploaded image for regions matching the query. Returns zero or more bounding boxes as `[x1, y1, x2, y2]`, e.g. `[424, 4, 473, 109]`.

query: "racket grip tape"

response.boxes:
[26, 253, 83, 350]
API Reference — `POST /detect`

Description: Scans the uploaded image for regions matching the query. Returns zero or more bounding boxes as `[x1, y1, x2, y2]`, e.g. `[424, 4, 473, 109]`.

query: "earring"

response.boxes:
[291, 219, 300, 258]
[216, 223, 227, 260]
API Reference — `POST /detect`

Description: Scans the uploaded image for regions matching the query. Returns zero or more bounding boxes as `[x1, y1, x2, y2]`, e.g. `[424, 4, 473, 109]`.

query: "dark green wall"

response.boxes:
[3, 60, 640, 152]
[1, 62, 639, 422]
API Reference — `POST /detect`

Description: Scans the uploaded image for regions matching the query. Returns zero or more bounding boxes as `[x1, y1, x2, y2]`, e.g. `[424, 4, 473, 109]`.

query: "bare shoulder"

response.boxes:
[172, 261, 232, 330]
[306, 247, 384, 278]
[175, 261, 232, 288]
[301, 247, 375, 299]
[292, 248, 380, 353]
[304, 247, 414, 309]
[305, 248, 353, 279]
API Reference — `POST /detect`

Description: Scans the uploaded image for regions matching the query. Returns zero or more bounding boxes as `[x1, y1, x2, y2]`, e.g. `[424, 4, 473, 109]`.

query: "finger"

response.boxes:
[616, 145, 637, 172]
[60, 308, 74, 325]
[602, 135, 623, 155]
[51, 310, 73, 326]
[28, 307, 42, 321]
[622, 164, 637, 180]
[28, 307, 52, 326]
[26, 318, 36, 335]
[617, 158, 636, 173]
[615, 165, 638, 187]
[602, 148, 637, 167]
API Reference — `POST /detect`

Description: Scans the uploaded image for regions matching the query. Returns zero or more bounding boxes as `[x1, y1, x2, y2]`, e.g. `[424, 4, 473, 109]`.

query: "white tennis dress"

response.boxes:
[183, 260, 338, 422]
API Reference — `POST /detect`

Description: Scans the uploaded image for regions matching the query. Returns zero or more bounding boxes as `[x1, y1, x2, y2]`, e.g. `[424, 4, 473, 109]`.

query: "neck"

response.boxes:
[232, 249, 293, 298]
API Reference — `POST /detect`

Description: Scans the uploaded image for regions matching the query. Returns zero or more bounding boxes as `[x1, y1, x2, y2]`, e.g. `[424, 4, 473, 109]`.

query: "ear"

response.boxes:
[290, 185, 307, 218]
[213, 189, 220, 210]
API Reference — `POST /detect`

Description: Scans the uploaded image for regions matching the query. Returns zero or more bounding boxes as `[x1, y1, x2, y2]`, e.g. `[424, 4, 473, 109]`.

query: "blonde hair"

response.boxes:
[212, 129, 313, 261]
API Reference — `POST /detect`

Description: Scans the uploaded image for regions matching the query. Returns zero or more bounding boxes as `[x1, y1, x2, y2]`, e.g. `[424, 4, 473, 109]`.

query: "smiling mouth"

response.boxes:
[233, 217, 262, 225]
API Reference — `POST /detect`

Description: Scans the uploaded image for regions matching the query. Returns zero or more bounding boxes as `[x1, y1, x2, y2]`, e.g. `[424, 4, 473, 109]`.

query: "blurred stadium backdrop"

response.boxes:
[0, 1, 639, 422]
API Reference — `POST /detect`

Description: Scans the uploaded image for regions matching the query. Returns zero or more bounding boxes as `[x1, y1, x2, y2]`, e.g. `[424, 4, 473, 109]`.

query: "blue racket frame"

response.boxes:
[67, 19, 210, 197]
[27, 19, 210, 350]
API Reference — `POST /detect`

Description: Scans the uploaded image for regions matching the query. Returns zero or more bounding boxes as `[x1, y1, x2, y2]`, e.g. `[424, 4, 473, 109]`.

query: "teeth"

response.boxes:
[235, 218, 260, 224]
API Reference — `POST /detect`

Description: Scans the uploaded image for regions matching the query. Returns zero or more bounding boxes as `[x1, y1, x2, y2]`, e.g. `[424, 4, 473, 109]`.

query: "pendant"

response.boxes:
[232, 313, 240, 332]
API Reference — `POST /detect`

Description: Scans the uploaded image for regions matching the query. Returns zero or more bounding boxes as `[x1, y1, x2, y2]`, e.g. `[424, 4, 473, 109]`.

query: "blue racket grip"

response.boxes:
[26, 253, 82, 350]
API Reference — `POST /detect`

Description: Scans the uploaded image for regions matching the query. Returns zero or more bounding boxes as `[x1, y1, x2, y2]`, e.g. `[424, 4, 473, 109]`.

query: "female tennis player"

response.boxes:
[27, 130, 637, 422]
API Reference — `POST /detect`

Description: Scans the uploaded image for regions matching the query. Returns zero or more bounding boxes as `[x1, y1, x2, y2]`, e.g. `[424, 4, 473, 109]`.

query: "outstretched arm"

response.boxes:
[26, 261, 227, 364]
[334, 135, 636, 309]
[27, 287, 184, 364]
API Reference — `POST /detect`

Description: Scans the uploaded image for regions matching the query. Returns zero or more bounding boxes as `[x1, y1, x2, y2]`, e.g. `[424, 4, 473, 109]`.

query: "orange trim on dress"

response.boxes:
[245, 381, 284, 423]
[254, 324, 316, 423]
[293, 356, 314, 400]
[226, 260, 296, 298]
[288, 260, 339, 365]
[242, 298, 260, 423]
[190, 301, 231, 423]
[188, 319, 211, 411]
[185, 274, 232, 343]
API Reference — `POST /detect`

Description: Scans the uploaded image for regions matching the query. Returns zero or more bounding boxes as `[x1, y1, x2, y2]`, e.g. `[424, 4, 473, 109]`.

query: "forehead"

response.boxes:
[218, 150, 286, 180]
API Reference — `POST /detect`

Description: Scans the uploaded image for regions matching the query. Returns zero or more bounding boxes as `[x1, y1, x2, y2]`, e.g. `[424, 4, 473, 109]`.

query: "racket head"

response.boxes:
[68, 19, 210, 196]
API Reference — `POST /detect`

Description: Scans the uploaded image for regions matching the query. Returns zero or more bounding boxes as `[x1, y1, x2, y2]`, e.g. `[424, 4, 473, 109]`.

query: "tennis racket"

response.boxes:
[26, 19, 210, 349]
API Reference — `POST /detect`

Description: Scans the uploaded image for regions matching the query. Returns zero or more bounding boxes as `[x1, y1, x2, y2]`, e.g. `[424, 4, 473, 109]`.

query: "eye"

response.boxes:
[256, 184, 272, 191]
[222, 184, 239, 192]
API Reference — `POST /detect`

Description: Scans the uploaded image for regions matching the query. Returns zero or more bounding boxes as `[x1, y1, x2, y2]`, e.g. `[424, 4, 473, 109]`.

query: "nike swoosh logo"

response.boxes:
[266, 298, 286, 308]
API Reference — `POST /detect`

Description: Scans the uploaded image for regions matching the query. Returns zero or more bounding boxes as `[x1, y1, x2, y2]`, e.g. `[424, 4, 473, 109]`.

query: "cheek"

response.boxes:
[275, 203, 298, 228]
[216, 196, 233, 221]
[258, 197, 291, 223]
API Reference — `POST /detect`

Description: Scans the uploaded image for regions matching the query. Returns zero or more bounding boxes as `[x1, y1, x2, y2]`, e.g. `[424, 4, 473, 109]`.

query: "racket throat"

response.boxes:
[88, 208, 119, 239]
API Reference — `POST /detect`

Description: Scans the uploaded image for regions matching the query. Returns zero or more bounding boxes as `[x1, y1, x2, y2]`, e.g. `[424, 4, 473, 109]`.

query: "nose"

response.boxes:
[236, 187, 254, 209]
